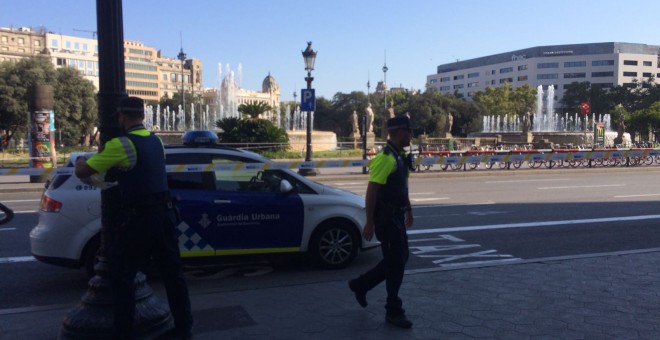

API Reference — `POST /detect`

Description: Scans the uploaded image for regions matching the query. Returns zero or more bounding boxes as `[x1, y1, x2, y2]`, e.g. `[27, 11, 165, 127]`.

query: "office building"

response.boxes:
[427, 42, 660, 108]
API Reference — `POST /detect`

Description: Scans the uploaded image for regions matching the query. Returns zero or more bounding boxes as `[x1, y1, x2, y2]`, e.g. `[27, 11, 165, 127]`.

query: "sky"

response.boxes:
[2, 0, 659, 102]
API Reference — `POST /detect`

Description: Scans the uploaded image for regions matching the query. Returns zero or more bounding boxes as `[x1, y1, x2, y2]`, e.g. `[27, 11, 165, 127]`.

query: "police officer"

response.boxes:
[348, 114, 415, 329]
[75, 96, 193, 339]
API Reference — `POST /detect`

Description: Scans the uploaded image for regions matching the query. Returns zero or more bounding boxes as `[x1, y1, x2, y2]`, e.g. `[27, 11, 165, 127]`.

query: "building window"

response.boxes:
[74, 42, 80, 49]
[564, 72, 586, 79]
[537, 73, 558, 79]
[439, 86, 450, 91]
[17, 38, 24, 45]
[453, 75, 464, 80]
[83, 43, 88, 51]
[592, 71, 613, 77]
[170, 73, 176, 81]
[623, 71, 637, 77]
[499, 78, 513, 84]
[0, 36, 7, 43]
[56, 58, 65, 66]
[34, 40, 41, 47]
[468, 72, 479, 78]
[491, 70, 496, 75]
[643, 72, 652, 77]
[592, 83, 614, 89]
[500, 67, 513, 73]
[517, 75, 528, 81]
[538, 62, 558, 69]
[65, 41, 71, 49]
[453, 84, 464, 89]
[467, 82, 478, 88]
[564, 61, 586, 67]
[643, 61, 652, 67]
[518, 65, 528, 71]
[592, 60, 614, 66]
[162, 73, 168, 81]
[440, 76, 450, 82]
[623, 60, 638, 66]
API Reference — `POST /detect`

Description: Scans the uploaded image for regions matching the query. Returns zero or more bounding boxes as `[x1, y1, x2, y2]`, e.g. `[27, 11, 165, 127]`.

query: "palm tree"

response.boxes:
[238, 102, 273, 119]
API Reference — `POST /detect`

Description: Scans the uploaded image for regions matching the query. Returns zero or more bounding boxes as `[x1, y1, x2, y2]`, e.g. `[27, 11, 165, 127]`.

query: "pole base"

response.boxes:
[59, 257, 173, 339]
[298, 168, 319, 176]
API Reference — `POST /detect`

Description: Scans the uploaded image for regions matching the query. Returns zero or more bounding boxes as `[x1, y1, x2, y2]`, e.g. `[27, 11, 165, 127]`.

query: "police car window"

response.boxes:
[165, 153, 215, 191]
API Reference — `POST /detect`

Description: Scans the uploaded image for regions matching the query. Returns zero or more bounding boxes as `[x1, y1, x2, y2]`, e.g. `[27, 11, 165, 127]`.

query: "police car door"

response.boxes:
[166, 152, 218, 258]
[211, 159, 304, 255]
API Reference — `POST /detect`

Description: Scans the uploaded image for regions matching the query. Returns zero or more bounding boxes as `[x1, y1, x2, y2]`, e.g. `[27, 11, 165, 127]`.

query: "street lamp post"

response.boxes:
[299, 42, 318, 176]
[177, 47, 186, 129]
[363, 79, 370, 174]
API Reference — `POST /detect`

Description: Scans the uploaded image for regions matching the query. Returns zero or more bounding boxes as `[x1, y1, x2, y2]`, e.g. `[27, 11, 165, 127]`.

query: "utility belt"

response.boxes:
[122, 191, 174, 211]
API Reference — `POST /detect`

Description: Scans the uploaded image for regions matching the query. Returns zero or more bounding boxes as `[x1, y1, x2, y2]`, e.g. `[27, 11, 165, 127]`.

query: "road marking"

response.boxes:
[409, 192, 436, 196]
[415, 202, 495, 208]
[407, 214, 660, 235]
[14, 210, 38, 214]
[1, 199, 40, 203]
[0, 256, 36, 264]
[614, 193, 660, 198]
[537, 184, 625, 190]
[411, 198, 450, 202]
[0, 228, 16, 231]
[486, 178, 568, 184]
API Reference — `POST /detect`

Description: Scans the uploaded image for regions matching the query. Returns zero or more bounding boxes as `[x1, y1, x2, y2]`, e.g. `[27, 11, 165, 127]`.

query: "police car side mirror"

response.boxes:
[279, 179, 293, 193]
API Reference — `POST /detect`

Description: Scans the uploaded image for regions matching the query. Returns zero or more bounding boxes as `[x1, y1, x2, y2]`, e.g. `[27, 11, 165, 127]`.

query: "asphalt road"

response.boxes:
[2, 167, 660, 312]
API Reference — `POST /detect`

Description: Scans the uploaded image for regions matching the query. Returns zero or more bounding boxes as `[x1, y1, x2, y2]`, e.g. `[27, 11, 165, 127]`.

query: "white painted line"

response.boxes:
[0, 256, 36, 264]
[330, 182, 364, 186]
[538, 184, 625, 190]
[407, 214, 660, 235]
[614, 194, 660, 198]
[409, 192, 436, 196]
[411, 198, 450, 202]
[486, 178, 568, 184]
[414, 202, 496, 208]
[0, 228, 16, 231]
[15, 210, 38, 214]
[2, 199, 40, 203]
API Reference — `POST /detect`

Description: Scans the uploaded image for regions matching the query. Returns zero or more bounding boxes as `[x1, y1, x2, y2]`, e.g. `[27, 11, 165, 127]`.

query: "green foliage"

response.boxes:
[238, 102, 273, 119]
[216, 117, 288, 151]
[0, 56, 97, 149]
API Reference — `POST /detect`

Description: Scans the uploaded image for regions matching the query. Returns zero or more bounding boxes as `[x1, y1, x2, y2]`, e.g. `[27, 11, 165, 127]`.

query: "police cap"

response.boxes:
[387, 115, 417, 130]
[117, 96, 145, 117]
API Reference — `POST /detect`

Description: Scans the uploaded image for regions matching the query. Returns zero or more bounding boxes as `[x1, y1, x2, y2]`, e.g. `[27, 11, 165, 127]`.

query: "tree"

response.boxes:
[216, 117, 288, 151]
[0, 57, 57, 149]
[560, 81, 610, 114]
[53, 67, 98, 146]
[238, 102, 273, 120]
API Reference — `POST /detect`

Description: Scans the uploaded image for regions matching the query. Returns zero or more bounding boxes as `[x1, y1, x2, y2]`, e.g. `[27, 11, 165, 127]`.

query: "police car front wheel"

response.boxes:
[309, 220, 359, 269]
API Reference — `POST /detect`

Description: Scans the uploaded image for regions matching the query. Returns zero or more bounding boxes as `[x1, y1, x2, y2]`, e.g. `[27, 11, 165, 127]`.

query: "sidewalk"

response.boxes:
[3, 250, 660, 339]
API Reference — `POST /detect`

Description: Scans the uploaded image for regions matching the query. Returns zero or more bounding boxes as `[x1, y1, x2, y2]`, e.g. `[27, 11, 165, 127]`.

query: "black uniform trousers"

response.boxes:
[354, 211, 409, 316]
[109, 203, 193, 339]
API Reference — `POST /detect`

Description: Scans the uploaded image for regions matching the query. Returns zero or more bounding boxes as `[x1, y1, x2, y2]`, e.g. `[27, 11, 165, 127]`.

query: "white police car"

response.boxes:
[30, 131, 378, 275]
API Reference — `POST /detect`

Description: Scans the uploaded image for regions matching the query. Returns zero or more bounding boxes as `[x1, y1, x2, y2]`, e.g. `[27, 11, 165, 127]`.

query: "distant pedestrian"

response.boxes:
[348, 114, 415, 329]
[75, 96, 193, 339]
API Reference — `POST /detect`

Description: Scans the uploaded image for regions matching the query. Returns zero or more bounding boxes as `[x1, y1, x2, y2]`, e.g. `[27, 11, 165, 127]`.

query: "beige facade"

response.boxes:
[156, 52, 204, 105]
[1, 28, 205, 105]
[202, 73, 281, 122]
[0, 26, 47, 63]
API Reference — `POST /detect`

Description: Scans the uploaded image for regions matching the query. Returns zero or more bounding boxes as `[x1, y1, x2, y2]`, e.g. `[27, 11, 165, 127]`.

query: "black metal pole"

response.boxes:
[59, 1, 172, 338]
[362, 115, 368, 174]
[299, 72, 317, 176]
[305, 72, 312, 163]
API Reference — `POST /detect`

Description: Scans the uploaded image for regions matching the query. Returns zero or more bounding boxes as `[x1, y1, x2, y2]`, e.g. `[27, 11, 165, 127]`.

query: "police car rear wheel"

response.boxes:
[310, 221, 359, 269]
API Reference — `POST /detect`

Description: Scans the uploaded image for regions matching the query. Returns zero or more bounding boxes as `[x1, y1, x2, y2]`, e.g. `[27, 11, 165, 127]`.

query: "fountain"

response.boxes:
[471, 84, 630, 147]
